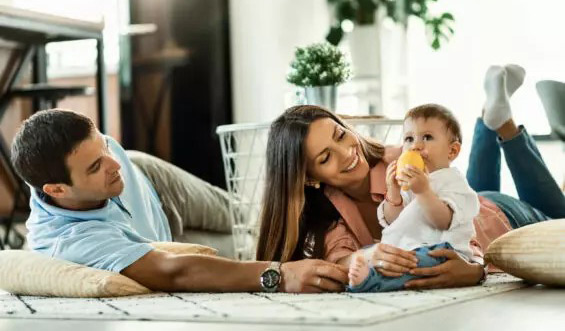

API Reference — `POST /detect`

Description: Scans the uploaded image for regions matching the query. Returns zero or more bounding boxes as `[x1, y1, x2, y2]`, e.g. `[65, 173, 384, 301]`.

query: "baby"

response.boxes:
[348, 104, 480, 292]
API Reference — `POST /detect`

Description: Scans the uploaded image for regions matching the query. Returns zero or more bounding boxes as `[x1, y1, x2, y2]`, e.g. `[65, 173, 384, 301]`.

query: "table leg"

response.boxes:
[96, 37, 108, 134]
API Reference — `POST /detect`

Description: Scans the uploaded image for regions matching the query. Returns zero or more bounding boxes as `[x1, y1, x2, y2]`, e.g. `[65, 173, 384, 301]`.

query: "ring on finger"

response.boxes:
[375, 260, 385, 269]
[316, 277, 321, 286]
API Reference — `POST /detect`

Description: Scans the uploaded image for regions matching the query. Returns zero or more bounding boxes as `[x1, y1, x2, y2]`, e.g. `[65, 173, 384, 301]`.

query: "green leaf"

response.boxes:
[431, 38, 440, 50]
[326, 27, 344, 46]
[441, 12, 454, 21]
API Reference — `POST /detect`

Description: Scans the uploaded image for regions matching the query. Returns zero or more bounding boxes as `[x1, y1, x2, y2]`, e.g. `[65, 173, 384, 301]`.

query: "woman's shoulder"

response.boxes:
[382, 145, 403, 164]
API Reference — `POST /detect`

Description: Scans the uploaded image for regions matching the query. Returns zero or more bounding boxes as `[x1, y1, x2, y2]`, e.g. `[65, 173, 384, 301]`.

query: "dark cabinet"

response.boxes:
[121, 0, 232, 188]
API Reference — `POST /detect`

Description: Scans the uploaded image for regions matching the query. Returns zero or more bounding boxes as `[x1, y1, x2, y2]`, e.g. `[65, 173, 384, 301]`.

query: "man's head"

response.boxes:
[11, 109, 124, 209]
[402, 103, 462, 172]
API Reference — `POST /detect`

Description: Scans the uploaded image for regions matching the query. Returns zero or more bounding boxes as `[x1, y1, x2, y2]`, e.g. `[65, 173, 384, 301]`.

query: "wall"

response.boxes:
[229, 0, 330, 124]
[403, 0, 565, 195]
[0, 71, 120, 216]
[229, 0, 565, 196]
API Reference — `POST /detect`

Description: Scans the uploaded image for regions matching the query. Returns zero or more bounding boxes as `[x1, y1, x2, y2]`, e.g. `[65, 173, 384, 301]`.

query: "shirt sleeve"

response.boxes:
[437, 177, 480, 230]
[324, 219, 361, 264]
[52, 221, 154, 273]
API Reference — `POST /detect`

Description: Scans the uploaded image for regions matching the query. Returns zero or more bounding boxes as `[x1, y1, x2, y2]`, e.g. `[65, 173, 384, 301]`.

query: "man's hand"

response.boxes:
[404, 249, 484, 289]
[280, 259, 349, 293]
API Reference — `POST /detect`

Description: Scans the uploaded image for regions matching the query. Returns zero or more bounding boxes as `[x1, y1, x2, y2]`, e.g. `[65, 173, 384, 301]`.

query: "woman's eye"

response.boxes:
[338, 130, 346, 140]
[404, 136, 413, 143]
[320, 153, 330, 164]
[423, 134, 433, 141]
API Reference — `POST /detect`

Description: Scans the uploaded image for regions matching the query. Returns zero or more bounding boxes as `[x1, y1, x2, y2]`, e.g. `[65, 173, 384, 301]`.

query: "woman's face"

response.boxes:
[304, 117, 370, 188]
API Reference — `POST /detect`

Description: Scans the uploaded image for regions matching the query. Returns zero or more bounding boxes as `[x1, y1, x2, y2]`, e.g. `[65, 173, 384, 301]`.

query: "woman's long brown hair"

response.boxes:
[256, 105, 385, 262]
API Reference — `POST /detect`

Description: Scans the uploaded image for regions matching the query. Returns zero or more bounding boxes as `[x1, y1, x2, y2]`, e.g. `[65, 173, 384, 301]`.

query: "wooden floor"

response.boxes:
[0, 285, 563, 331]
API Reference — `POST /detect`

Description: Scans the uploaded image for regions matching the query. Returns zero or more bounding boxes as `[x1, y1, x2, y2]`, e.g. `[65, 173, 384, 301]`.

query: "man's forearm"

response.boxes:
[122, 250, 269, 292]
[169, 255, 270, 292]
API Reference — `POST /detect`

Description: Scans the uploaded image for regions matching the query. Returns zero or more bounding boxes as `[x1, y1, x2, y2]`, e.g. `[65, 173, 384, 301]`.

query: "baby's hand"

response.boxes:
[396, 165, 430, 194]
[385, 160, 401, 193]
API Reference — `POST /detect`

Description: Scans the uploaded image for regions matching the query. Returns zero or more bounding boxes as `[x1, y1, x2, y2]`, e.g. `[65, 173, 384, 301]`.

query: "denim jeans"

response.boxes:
[347, 242, 453, 293]
[466, 119, 565, 228]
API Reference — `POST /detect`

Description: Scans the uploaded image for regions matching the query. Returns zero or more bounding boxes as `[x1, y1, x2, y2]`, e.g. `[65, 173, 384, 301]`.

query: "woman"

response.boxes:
[257, 64, 565, 289]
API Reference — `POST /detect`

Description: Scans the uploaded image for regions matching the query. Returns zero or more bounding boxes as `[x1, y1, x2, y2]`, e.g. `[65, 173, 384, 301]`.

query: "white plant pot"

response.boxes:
[348, 24, 381, 79]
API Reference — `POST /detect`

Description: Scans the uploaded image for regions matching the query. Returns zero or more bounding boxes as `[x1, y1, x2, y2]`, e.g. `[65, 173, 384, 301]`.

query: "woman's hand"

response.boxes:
[367, 243, 418, 277]
[404, 249, 484, 289]
[396, 165, 430, 194]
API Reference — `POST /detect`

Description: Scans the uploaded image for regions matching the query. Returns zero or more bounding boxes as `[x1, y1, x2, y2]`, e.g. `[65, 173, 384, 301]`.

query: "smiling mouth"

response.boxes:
[342, 150, 360, 173]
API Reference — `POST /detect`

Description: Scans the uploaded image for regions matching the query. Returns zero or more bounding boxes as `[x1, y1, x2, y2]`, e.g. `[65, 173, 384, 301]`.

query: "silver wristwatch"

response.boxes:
[260, 262, 281, 292]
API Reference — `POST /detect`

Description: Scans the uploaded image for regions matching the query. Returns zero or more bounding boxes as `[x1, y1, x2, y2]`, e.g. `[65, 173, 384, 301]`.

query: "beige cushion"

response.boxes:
[485, 219, 565, 286]
[0, 242, 217, 297]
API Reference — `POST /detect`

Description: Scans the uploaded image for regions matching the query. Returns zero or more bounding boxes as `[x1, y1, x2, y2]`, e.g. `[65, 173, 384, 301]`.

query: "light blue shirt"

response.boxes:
[26, 136, 172, 273]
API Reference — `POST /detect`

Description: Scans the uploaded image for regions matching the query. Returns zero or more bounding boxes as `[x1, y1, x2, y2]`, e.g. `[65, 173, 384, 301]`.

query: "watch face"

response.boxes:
[261, 269, 280, 289]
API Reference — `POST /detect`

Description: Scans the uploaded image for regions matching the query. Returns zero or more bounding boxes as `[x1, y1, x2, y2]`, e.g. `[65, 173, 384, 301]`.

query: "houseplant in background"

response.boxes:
[326, 0, 454, 116]
[287, 42, 352, 111]
[326, 0, 455, 50]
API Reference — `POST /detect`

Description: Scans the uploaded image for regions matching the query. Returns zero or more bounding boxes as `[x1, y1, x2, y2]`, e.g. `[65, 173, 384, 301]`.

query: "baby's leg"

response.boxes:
[414, 242, 452, 267]
[349, 253, 370, 287]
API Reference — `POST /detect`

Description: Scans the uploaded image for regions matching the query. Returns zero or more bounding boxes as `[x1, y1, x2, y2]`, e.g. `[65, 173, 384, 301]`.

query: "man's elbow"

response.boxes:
[120, 250, 185, 292]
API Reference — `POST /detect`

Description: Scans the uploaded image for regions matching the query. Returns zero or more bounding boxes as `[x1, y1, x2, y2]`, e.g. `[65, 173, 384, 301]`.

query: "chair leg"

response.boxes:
[3, 188, 27, 249]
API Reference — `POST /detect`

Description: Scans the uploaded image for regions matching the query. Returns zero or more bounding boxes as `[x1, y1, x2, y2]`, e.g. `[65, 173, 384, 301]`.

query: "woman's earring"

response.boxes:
[306, 180, 321, 189]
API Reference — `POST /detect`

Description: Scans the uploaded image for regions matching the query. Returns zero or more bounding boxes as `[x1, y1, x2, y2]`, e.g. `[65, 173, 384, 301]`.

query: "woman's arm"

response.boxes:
[404, 249, 484, 289]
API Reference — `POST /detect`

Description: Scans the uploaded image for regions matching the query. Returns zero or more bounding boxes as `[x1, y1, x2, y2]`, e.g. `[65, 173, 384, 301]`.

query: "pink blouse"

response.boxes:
[323, 146, 513, 270]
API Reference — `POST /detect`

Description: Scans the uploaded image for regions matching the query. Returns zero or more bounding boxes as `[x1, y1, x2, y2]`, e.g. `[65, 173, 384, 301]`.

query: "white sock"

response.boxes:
[483, 66, 510, 130]
[504, 64, 526, 96]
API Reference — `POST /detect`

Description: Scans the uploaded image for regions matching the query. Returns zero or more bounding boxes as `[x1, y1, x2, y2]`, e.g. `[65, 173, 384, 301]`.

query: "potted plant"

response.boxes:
[326, 0, 454, 115]
[287, 42, 352, 111]
[326, 0, 455, 50]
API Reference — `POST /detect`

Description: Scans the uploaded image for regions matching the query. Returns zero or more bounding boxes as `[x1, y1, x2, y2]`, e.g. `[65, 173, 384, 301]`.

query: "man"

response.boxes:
[11, 109, 348, 292]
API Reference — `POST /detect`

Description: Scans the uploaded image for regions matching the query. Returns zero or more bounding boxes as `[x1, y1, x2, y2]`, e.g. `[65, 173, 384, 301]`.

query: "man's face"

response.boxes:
[63, 131, 124, 203]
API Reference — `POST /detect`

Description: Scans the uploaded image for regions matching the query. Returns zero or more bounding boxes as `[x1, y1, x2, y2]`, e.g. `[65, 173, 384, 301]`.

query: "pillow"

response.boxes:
[0, 242, 217, 297]
[485, 219, 565, 286]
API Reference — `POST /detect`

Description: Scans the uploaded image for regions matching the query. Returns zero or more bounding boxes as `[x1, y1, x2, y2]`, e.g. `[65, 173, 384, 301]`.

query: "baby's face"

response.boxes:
[402, 117, 460, 173]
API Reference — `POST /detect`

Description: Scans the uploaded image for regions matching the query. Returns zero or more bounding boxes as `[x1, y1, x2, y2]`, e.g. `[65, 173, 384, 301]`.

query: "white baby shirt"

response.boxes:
[376, 167, 480, 260]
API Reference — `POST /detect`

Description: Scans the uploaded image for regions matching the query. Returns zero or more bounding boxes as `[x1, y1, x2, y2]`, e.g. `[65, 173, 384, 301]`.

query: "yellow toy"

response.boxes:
[396, 150, 425, 191]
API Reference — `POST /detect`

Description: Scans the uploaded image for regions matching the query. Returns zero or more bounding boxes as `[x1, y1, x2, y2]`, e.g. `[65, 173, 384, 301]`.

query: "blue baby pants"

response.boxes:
[347, 242, 454, 293]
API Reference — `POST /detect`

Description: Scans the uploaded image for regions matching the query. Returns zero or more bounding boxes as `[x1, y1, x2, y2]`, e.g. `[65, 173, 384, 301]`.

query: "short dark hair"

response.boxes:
[404, 103, 463, 144]
[11, 109, 95, 190]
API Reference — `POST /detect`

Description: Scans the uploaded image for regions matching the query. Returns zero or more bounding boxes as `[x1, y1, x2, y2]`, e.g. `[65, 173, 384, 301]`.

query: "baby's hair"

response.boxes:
[404, 103, 462, 144]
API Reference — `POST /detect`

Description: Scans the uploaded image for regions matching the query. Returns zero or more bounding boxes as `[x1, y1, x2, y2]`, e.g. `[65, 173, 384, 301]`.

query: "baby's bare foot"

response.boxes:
[349, 254, 370, 287]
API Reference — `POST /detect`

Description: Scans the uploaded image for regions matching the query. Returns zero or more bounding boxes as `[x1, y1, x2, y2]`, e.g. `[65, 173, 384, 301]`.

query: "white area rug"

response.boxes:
[0, 274, 526, 326]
